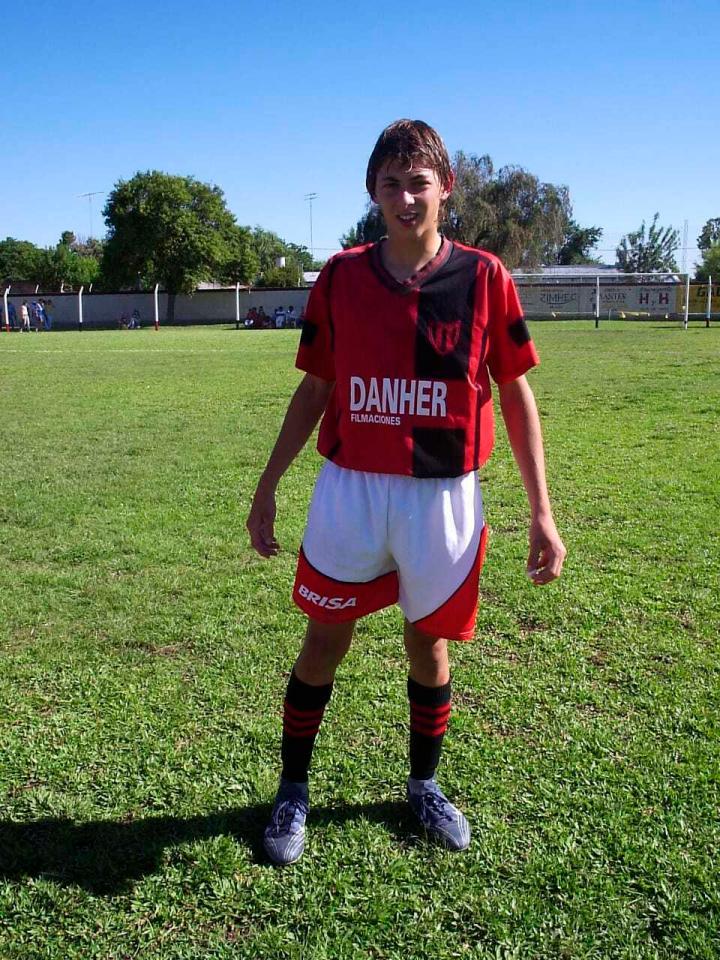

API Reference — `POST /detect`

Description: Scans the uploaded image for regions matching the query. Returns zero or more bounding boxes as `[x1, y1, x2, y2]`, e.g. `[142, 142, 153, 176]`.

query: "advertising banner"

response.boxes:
[517, 283, 678, 317]
[685, 283, 720, 315]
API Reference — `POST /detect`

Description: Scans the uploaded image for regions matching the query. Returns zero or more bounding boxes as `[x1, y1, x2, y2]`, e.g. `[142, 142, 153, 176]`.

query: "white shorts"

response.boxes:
[292, 461, 487, 641]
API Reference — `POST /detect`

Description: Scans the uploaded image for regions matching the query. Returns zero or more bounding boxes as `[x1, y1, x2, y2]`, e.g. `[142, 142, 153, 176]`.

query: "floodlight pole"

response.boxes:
[154, 283, 160, 330]
[79, 190, 104, 239]
[304, 192, 318, 261]
[3, 286, 10, 332]
[683, 274, 690, 330]
[595, 276, 600, 328]
[78, 286, 84, 331]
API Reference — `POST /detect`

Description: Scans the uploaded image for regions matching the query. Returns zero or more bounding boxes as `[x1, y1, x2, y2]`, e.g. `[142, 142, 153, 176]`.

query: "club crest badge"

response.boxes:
[425, 318, 462, 356]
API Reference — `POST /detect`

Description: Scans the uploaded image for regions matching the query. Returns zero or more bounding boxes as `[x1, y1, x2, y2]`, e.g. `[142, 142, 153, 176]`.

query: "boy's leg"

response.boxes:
[264, 617, 354, 865]
[404, 621, 450, 780]
[281, 617, 355, 781]
[294, 617, 356, 685]
[269, 462, 398, 864]
[403, 620, 470, 851]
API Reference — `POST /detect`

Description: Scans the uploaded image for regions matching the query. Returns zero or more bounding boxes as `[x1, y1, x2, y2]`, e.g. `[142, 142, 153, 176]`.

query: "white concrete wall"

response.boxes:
[4, 281, 687, 330]
[3, 288, 311, 329]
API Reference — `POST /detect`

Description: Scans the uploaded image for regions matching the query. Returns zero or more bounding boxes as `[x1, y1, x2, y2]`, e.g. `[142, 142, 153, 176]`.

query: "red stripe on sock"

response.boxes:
[411, 720, 450, 738]
[284, 701, 326, 721]
[410, 702, 451, 720]
[283, 724, 322, 738]
[410, 699, 451, 731]
[410, 703, 451, 736]
[283, 715, 324, 732]
[283, 716, 324, 735]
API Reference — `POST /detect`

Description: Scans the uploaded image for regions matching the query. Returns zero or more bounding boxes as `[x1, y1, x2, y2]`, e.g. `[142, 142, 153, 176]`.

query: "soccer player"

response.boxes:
[247, 119, 566, 865]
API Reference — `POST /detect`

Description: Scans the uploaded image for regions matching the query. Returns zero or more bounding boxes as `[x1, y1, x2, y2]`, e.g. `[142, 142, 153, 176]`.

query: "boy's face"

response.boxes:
[373, 159, 452, 242]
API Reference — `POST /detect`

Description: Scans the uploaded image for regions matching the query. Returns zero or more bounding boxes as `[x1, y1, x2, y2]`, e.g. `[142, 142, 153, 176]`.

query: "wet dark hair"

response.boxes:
[366, 119, 453, 199]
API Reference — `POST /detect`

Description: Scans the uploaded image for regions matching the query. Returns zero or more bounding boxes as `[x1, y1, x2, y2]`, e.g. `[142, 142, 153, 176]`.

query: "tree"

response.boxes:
[285, 242, 324, 272]
[36, 241, 101, 290]
[615, 213, 679, 273]
[243, 229, 322, 286]
[695, 242, 720, 282]
[101, 171, 248, 321]
[16, 232, 103, 291]
[445, 154, 571, 269]
[256, 263, 302, 288]
[443, 153, 494, 251]
[341, 152, 574, 270]
[71, 236, 105, 260]
[215, 225, 260, 287]
[247, 227, 287, 281]
[556, 219, 603, 265]
[340, 204, 387, 249]
[697, 218, 720, 253]
[0, 237, 43, 282]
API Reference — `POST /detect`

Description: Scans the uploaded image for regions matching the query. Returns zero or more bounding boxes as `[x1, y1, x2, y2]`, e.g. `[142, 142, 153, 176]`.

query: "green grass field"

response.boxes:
[1, 322, 718, 959]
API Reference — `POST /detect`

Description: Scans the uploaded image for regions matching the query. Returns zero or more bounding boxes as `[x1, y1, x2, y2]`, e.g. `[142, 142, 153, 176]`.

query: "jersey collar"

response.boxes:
[369, 237, 453, 294]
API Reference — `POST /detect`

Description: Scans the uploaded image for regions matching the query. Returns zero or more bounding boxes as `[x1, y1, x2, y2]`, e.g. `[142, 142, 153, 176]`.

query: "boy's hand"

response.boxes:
[247, 484, 280, 558]
[526, 515, 566, 585]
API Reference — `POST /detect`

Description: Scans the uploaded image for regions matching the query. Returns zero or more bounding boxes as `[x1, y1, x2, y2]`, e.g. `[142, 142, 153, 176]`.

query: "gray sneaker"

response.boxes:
[407, 778, 470, 851]
[263, 779, 309, 865]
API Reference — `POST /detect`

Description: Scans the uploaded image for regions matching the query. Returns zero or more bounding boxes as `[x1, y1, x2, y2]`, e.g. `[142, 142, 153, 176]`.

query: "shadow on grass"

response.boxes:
[0, 800, 412, 895]
[648, 324, 715, 330]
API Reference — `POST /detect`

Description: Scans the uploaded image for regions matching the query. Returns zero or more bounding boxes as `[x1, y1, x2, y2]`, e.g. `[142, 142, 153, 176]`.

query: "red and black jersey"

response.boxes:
[295, 239, 539, 478]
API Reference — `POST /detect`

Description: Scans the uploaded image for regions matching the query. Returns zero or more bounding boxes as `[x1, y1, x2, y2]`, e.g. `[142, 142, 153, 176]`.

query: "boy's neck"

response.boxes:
[381, 230, 443, 282]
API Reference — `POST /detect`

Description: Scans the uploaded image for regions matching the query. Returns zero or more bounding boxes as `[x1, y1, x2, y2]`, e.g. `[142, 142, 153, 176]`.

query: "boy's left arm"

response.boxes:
[498, 375, 566, 585]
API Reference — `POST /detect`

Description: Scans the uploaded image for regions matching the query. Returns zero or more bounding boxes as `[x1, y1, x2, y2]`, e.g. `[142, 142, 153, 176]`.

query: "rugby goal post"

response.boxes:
[512, 270, 690, 327]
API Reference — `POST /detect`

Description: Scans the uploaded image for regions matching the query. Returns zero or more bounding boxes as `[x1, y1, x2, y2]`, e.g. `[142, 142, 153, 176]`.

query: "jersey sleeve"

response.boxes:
[485, 259, 540, 384]
[295, 260, 336, 382]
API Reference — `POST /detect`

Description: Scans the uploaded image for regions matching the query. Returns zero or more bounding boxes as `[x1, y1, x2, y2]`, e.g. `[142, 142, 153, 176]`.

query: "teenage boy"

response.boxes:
[247, 119, 566, 865]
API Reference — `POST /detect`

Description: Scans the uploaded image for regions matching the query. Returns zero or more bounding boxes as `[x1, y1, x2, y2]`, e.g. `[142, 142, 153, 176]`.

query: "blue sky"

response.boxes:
[2, 0, 717, 267]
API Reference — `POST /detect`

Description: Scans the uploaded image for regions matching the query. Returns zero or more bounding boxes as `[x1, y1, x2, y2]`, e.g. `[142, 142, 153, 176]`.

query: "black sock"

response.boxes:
[408, 676, 451, 781]
[280, 669, 333, 783]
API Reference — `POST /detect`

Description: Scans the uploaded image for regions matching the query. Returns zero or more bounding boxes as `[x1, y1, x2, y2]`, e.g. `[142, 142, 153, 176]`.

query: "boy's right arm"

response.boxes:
[246, 373, 334, 558]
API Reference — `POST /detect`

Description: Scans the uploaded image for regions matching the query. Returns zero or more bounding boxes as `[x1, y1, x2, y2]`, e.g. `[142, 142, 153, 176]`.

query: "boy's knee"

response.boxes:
[404, 623, 449, 679]
[303, 636, 346, 667]
[404, 621, 448, 656]
[298, 619, 355, 673]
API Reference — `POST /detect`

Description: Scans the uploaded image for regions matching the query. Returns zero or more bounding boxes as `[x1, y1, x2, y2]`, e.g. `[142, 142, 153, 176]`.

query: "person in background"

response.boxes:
[286, 306, 297, 328]
[42, 300, 53, 331]
[20, 301, 30, 332]
[274, 306, 286, 329]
